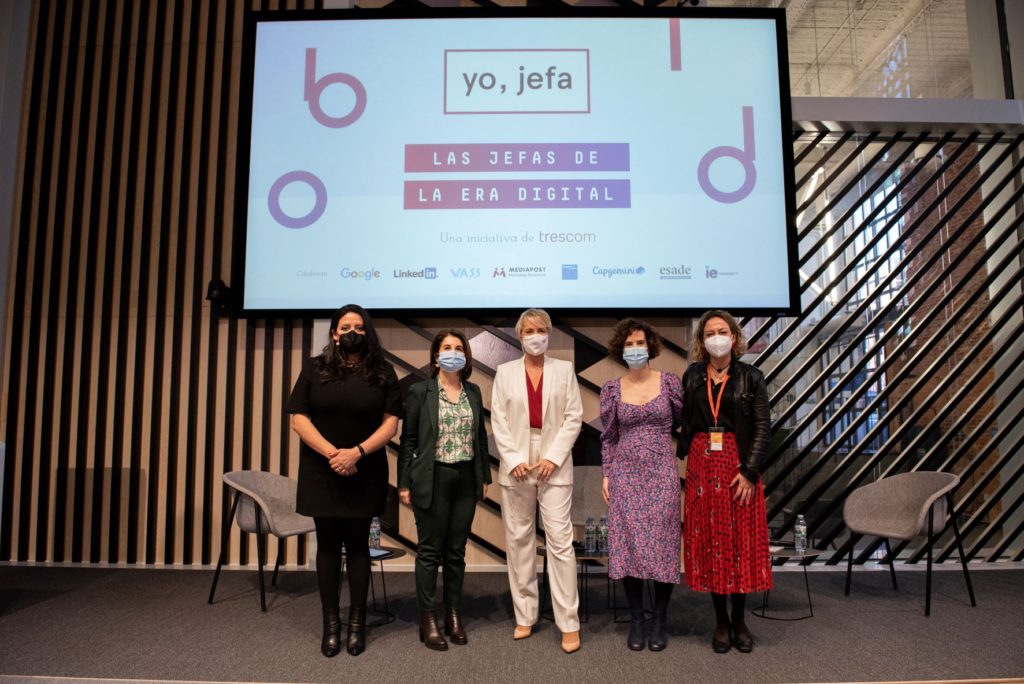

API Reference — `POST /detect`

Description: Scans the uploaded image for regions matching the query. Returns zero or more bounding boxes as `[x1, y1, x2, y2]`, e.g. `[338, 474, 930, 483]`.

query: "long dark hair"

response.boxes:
[315, 304, 391, 385]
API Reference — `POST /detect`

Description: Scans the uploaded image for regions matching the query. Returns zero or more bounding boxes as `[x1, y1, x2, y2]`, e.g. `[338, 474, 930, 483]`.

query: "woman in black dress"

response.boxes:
[287, 304, 403, 657]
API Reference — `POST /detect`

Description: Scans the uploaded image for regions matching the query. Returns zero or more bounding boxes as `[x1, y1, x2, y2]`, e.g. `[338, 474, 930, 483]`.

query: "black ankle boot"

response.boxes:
[712, 622, 732, 654]
[627, 610, 646, 651]
[346, 607, 366, 656]
[444, 607, 467, 645]
[648, 608, 668, 651]
[420, 611, 448, 651]
[732, 621, 753, 653]
[321, 606, 341, 657]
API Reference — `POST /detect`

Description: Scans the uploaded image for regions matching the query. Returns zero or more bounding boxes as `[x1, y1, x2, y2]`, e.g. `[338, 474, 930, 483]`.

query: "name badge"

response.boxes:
[709, 427, 725, 452]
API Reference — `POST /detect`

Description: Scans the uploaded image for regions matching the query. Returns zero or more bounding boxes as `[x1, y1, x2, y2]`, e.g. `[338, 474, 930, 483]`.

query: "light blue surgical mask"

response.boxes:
[622, 346, 649, 369]
[438, 350, 467, 372]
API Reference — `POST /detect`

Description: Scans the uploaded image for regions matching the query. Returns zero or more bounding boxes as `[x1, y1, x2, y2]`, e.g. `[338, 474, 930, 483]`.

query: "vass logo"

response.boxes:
[450, 268, 481, 278]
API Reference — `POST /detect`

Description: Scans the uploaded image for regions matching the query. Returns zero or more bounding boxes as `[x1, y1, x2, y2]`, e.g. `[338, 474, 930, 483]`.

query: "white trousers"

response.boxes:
[501, 432, 580, 632]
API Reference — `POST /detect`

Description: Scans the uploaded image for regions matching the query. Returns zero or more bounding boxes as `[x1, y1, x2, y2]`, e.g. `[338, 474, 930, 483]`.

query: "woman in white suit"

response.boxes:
[491, 308, 584, 654]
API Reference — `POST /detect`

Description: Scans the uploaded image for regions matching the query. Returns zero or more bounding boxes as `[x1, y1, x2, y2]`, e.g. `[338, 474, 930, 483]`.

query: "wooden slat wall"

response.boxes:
[3, 0, 1023, 567]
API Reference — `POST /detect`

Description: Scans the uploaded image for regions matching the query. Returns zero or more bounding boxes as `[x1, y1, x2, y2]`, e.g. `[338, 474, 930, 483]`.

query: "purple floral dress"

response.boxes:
[599, 373, 684, 584]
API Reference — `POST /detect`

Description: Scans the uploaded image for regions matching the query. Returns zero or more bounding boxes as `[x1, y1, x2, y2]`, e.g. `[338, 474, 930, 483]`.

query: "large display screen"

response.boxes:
[235, 9, 798, 315]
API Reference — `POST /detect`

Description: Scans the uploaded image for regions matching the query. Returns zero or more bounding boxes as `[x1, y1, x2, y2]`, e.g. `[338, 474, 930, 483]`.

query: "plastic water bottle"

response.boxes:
[584, 516, 597, 554]
[794, 514, 807, 554]
[598, 515, 609, 554]
[369, 517, 381, 550]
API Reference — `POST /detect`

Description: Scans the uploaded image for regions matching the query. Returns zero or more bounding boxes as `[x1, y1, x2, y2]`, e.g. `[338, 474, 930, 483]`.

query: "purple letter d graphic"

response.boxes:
[304, 47, 367, 128]
[697, 106, 756, 204]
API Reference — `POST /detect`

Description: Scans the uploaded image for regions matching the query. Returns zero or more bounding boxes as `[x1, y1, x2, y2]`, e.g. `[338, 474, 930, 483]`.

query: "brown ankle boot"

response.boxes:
[444, 607, 468, 645]
[419, 611, 448, 651]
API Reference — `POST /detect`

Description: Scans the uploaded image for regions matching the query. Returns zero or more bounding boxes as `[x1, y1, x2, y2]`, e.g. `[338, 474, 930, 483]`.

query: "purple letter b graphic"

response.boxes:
[697, 106, 756, 204]
[304, 48, 367, 129]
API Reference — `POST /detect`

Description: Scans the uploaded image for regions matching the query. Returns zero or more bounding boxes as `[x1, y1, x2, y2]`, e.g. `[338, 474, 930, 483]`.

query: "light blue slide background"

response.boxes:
[244, 17, 791, 311]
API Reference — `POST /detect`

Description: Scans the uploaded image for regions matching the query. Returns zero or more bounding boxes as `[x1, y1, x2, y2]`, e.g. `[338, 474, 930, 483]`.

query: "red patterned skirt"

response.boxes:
[683, 432, 772, 594]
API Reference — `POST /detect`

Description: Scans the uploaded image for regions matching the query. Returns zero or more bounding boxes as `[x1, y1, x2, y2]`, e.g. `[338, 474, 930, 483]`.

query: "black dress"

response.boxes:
[287, 357, 403, 518]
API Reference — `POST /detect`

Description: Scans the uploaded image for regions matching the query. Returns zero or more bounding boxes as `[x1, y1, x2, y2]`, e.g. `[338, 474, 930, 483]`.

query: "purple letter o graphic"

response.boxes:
[268, 171, 327, 229]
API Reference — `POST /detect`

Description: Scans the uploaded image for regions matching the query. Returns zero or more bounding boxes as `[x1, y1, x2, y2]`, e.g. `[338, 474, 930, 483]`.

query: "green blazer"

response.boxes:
[398, 377, 492, 509]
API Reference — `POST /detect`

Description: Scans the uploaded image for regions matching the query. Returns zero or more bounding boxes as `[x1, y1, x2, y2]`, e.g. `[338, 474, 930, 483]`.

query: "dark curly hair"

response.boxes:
[607, 318, 662, 362]
[429, 328, 474, 381]
[315, 304, 392, 385]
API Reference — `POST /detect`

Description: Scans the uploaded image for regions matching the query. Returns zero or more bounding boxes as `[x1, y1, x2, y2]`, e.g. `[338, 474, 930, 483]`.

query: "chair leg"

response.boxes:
[883, 538, 898, 591]
[947, 493, 977, 607]
[273, 545, 284, 587]
[255, 508, 268, 613]
[208, 490, 240, 605]
[925, 506, 934, 617]
[845, 536, 855, 596]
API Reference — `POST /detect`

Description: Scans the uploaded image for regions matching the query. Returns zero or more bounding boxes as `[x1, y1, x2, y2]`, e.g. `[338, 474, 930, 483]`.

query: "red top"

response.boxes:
[526, 367, 543, 429]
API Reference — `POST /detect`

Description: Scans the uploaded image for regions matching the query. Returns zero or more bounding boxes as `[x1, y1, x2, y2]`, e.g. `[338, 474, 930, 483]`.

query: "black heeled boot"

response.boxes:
[419, 611, 449, 651]
[648, 608, 668, 651]
[712, 622, 732, 654]
[444, 608, 468, 645]
[321, 606, 342, 657]
[346, 606, 366, 656]
[627, 610, 646, 651]
[732, 621, 754, 653]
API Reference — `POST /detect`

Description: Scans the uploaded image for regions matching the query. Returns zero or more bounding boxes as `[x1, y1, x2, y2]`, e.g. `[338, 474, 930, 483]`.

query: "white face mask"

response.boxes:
[704, 334, 734, 358]
[522, 333, 549, 356]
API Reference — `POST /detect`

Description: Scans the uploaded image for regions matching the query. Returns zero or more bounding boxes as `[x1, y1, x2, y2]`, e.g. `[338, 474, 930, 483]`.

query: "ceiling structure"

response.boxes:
[728, 0, 973, 99]
[345, 0, 976, 99]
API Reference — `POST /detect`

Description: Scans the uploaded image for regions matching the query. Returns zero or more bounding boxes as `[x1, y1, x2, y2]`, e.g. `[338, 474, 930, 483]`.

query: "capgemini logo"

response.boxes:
[697, 106, 756, 204]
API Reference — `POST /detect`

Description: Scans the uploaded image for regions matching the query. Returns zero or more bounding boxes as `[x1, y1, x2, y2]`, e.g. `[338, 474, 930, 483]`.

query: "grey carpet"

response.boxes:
[0, 565, 1021, 683]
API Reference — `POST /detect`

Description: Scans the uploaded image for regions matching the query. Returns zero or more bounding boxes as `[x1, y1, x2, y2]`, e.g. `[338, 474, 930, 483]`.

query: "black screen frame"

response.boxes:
[232, 6, 799, 320]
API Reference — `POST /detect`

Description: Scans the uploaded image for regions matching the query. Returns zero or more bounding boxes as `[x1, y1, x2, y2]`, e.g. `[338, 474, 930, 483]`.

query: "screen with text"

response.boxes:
[240, 13, 796, 314]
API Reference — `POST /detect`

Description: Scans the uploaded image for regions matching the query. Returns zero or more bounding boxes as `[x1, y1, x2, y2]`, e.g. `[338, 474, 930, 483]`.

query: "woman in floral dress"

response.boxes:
[600, 319, 683, 652]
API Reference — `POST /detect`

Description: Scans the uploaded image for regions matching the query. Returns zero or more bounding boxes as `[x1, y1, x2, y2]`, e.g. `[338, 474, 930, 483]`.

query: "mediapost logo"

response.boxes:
[494, 266, 546, 278]
[659, 264, 692, 280]
[592, 265, 646, 279]
[340, 267, 382, 282]
[562, 264, 578, 280]
[393, 267, 438, 279]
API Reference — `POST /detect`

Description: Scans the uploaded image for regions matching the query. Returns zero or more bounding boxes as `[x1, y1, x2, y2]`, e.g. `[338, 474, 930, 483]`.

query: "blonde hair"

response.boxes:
[690, 309, 748, 362]
[515, 308, 553, 337]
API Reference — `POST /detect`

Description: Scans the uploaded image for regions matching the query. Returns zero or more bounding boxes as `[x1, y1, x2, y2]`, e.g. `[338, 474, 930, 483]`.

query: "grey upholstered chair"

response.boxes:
[207, 470, 315, 612]
[843, 471, 976, 616]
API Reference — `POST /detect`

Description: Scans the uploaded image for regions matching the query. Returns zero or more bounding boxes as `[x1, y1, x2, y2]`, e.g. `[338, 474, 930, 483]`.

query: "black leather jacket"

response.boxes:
[676, 360, 771, 483]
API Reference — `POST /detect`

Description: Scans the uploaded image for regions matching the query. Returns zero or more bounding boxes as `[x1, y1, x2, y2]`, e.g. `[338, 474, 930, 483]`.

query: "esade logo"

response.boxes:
[340, 267, 381, 281]
[659, 264, 692, 280]
[450, 267, 481, 279]
[394, 267, 438, 279]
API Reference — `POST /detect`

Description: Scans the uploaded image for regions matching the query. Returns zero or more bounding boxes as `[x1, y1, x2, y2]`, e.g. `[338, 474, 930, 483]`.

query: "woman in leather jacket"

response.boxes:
[677, 310, 772, 654]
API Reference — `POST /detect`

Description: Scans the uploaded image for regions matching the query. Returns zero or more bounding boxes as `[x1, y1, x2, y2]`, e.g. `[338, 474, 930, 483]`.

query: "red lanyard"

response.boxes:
[706, 371, 729, 427]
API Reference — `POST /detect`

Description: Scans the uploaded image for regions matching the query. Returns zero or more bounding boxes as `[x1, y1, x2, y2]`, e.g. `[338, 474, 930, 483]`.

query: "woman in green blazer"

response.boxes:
[398, 328, 492, 652]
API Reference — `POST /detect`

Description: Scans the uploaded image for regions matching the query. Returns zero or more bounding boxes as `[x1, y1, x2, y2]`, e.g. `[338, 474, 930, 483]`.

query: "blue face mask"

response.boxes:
[438, 350, 467, 372]
[622, 346, 649, 369]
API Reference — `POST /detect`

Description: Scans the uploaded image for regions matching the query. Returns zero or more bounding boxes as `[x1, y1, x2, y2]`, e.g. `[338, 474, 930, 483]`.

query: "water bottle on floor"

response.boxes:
[369, 517, 381, 550]
[794, 514, 807, 554]
[584, 516, 596, 554]
[598, 515, 609, 554]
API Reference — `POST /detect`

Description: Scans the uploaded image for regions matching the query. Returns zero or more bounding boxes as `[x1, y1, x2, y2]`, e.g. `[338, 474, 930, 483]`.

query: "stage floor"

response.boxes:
[1, 564, 1022, 683]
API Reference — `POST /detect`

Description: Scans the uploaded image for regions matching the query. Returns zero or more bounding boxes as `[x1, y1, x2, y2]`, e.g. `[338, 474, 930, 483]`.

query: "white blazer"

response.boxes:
[490, 355, 583, 486]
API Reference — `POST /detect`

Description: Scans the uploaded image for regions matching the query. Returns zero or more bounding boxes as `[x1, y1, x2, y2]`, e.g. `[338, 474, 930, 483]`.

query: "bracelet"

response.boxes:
[356, 444, 366, 458]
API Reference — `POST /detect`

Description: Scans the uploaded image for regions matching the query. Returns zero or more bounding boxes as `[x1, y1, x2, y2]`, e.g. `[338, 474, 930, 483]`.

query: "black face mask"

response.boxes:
[338, 331, 367, 352]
